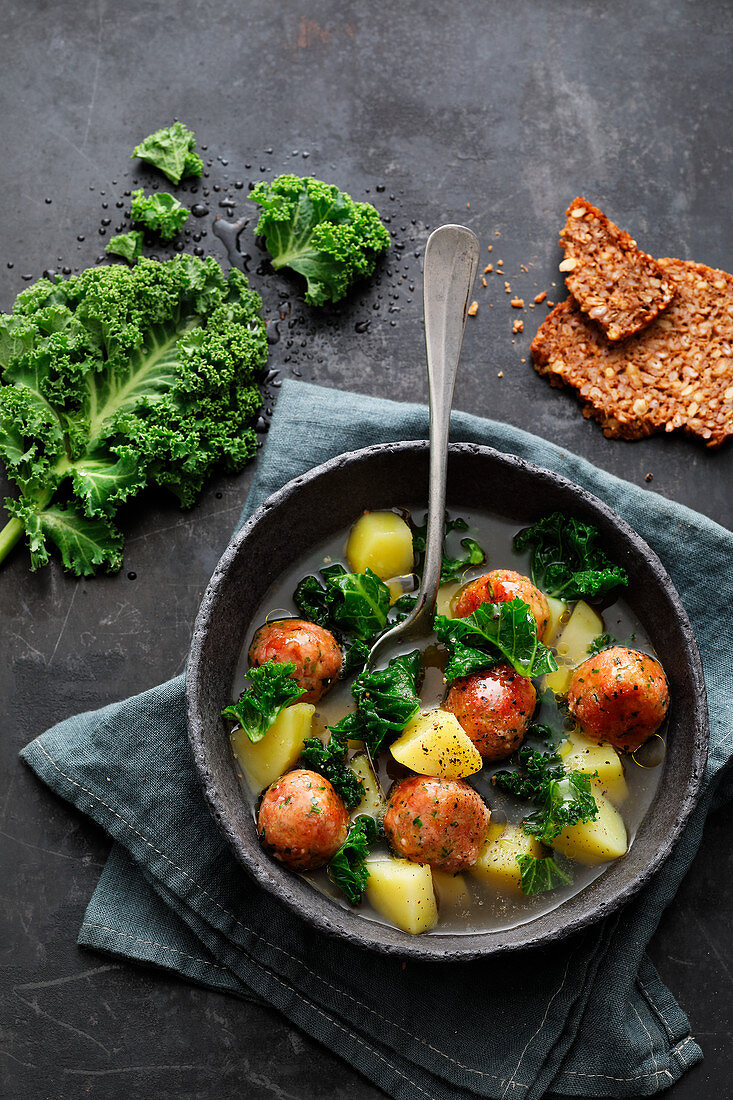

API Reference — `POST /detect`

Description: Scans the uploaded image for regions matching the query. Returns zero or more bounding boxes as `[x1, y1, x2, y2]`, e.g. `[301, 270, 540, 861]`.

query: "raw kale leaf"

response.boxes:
[516, 854, 572, 896]
[513, 512, 628, 600]
[328, 815, 379, 904]
[434, 598, 558, 682]
[494, 746, 599, 845]
[222, 660, 305, 743]
[587, 631, 621, 656]
[331, 650, 422, 756]
[105, 231, 144, 263]
[410, 513, 487, 584]
[0, 256, 267, 575]
[301, 728, 365, 808]
[249, 175, 390, 306]
[132, 121, 203, 185]
[130, 190, 189, 240]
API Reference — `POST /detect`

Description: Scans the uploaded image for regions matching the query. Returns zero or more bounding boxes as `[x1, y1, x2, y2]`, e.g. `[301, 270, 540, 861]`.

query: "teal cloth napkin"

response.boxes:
[21, 380, 733, 1100]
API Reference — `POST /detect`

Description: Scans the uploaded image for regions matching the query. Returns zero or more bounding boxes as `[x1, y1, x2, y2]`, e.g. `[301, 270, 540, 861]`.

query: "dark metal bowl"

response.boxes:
[185, 442, 708, 960]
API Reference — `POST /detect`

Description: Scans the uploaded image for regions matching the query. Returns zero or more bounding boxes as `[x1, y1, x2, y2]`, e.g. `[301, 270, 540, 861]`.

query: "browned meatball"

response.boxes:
[567, 646, 670, 753]
[452, 568, 550, 638]
[383, 776, 491, 874]
[444, 664, 536, 761]
[257, 769, 349, 871]
[249, 618, 342, 703]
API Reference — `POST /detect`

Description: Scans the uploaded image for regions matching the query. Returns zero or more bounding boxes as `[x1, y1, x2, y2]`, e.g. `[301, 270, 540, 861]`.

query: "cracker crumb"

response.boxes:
[546, 300, 555, 307]
[513, 319, 524, 333]
[468, 300, 479, 316]
[497, 371, 503, 377]
[645, 472, 654, 482]
[504, 282, 511, 293]
[484, 264, 493, 273]
[497, 259, 504, 266]
[511, 297, 524, 308]
[481, 277, 487, 287]
[488, 245, 493, 252]
[534, 291, 547, 303]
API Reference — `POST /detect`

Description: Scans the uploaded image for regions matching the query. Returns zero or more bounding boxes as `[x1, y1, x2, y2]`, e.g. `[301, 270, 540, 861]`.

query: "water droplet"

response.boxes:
[6, 262, 13, 269]
[77, 234, 85, 242]
[191, 203, 209, 218]
[21, 273, 33, 281]
[234, 180, 244, 189]
[62, 266, 71, 275]
[98, 227, 106, 236]
[355, 320, 370, 333]
[266, 322, 281, 346]
[127, 571, 137, 580]
[44, 197, 52, 204]
[101, 217, 111, 227]
[375, 184, 385, 192]
[255, 416, 269, 433]
[215, 491, 223, 499]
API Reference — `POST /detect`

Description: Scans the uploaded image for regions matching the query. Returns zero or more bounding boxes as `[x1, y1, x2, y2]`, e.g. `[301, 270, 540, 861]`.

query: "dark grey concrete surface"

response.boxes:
[0, 2, 730, 1097]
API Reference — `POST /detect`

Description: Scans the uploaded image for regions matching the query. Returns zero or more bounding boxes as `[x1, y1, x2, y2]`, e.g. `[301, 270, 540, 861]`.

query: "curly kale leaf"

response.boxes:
[516, 854, 573, 896]
[434, 598, 558, 682]
[513, 512, 628, 600]
[105, 231, 144, 264]
[494, 746, 599, 845]
[0, 256, 267, 575]
[250, 174, 390, 306]
[222, 661, 305, 744]
[587, 631, 622, 656]
[130, 190, 189, 240]
[328, 816, 380, 904]
[293, 563, 391, 674]
[331, 650, 422, 756]
[301, 728, 365, 809]
[411, 513, 487, 584]
[132, 121, 203, 185]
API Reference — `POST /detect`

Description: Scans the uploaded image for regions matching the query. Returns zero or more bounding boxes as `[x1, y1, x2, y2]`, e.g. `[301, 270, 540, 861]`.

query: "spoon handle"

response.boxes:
[417, 224, 480, 623]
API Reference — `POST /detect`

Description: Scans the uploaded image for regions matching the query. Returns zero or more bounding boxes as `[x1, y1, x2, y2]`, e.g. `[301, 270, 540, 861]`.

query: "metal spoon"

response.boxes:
[367, 223, 480, 672]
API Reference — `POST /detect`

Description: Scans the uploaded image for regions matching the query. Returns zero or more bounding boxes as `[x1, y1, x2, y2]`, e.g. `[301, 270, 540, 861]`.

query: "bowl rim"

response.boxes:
[186, 440, 709, 960]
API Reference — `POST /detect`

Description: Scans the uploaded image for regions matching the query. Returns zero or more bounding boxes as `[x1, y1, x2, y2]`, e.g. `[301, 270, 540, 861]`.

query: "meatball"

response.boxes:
[567, 646, 670, 753]
[452, 569, 550, 638]
[257, 769, 349, 871]
[383, 776, 491, 874]
[249, 618, 342, 703]
[444, 664, 536, 761]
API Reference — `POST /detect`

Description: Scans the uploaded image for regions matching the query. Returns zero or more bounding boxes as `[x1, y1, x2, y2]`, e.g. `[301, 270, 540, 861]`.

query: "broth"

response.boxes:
[230, 506, 665, 935]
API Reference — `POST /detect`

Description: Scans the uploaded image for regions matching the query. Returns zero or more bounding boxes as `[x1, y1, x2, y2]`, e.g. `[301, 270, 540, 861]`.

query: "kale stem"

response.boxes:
[0, 516, 24, 566]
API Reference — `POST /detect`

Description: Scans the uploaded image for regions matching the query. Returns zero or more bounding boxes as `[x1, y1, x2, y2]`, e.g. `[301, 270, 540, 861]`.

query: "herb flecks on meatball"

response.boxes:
[249, 618, 342, 703]
[258, 769, 349, 871]
[383, 775, 491, 874]
[567, 646, 670, 753]
[444, 664, 537, 761]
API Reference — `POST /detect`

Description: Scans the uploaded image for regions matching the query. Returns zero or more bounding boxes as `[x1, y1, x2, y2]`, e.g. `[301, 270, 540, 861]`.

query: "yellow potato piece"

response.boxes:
[436, 581, 461, 617]
[544, 596, 569, 646]
[231, 702, 314, 794]
[555, 600, 604, 665]
[349, 752, 385, 821]
[390, 709, 483, 778]
[471, 823, 545, 894]
[552, 790, 628, 865]
[432, 869, 471, 910]
[559, 732, 629, 806]
[544, 600, 604, 695]
[365, 858, 438, 935]
[346, 511, 414, 580]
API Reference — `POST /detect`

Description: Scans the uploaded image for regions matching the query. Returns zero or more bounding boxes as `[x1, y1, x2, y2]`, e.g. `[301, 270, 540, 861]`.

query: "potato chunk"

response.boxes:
[346, 511, 414, 580]
[432, 869, 471, 910]
[390, 709, 483, 778]
[552, 790, 628, 865]
[349, 752, 386, 821]
[231, 702, 314, 794]
[559, 731, 628, 806]
[471, 823, 545, 894]
[544, 600, 604, 694]
[365, 858, 438, 934]
[544, 596, 569, 646]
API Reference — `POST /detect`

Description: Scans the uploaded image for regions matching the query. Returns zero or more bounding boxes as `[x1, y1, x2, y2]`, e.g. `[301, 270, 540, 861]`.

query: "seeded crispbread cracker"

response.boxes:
[531, 257, 733, 448]
[559, 197, 677, 341]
